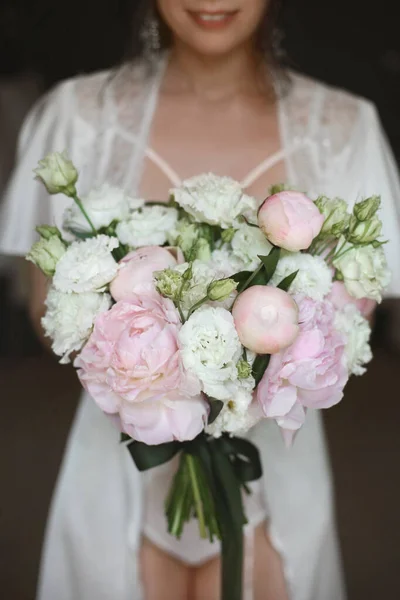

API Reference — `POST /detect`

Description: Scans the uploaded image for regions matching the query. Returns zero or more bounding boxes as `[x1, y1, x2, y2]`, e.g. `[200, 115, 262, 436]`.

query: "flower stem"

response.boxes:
[186, 454, 207, 539]
[187, 295, 208, 319]
[241, 262, 263, 291]
[72, 194, 97, 235]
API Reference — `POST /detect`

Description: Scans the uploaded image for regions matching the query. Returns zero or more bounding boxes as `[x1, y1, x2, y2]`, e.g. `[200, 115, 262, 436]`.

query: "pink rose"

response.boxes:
[258, 191, 324, 251]
[329, 281, 376, 318]
[110, 246, 183, 301]
[232, 285, 299, 354]
[75, 293, 207, 444]
[257, 296, 348, 445]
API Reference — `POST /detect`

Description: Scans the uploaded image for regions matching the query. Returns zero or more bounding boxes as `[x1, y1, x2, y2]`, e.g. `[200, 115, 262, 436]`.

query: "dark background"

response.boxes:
[1, 1, 399, 599]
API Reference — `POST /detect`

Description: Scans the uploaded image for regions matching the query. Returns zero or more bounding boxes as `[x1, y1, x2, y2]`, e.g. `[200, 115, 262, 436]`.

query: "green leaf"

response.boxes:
[120, 433, 131, 443]
[258, 247, 281, 282]
[277, 270, 298, 292]
[126, 440, 181, 471]
[231, 270, 253, 284]
[67, 228, 96, 240]
[207, 398, 224, 425]
[252, 354, 271, 386]
[233, 264, 268, 293]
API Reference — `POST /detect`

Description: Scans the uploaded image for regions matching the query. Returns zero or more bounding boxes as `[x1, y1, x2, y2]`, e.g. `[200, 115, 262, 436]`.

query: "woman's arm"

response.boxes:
[28, 263, 52, 351]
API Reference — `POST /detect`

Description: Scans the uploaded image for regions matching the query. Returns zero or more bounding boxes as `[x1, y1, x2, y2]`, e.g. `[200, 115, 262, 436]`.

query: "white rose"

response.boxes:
[270, 253, 333, 300]
[42, 287, 111, 364]
[334, 304, 372, 375]
[206, 389, 262, 438]
[116, 205, 178, 247]
[34, 151, 78, 196]
[231, 223, 273, 270]
[53, 235, 119, 293]
[333, 240, 391, 302]
[179, 306, 243, 400]
[63, 184, 140, 233]
[171, 173, 256, 228]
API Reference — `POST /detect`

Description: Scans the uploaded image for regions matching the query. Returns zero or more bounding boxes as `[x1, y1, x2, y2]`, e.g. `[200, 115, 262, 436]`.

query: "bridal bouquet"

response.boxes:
[28, 151, 390, 599]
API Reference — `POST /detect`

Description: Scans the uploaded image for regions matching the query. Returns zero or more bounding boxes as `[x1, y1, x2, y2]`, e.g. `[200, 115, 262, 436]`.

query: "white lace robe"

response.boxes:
[1, 61, 400, 600]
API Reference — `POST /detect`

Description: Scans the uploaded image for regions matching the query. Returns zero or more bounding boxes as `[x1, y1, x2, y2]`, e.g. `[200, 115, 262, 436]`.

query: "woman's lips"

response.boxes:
[188, 10, 239, 30]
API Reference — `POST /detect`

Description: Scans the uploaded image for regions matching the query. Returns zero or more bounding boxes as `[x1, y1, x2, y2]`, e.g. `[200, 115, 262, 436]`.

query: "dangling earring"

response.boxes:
[271, 27, 286, 61]
[141, 8, 161, 58]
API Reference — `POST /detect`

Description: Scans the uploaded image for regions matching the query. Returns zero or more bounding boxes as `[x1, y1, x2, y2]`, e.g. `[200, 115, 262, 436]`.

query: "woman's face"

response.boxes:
[157, 0, 269, 57]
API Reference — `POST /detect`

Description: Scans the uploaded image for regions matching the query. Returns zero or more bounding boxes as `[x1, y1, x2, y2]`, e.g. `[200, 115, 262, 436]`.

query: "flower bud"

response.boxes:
[347, 215, 382, 245]
[236, 359, 252, 380]
[353, 196, 381, 221]
[315, 196, 350, 236]
[155, 268, 185, 299]
[194, 237, 211, 261]
[207, 278, 238, 302]
[26, 235, 67, 277]
[34, 151, 78, 196]
[36, 225, 63, 240]
[221, 227, 237, 244]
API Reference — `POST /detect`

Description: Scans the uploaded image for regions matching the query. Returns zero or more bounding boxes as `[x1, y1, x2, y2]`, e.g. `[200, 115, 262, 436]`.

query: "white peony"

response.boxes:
[116, 205, 178, 247]
[42, 287, 111, 364]
[231, 223, 273, 270]
[53, 235, 119, 293]
[179, 306, 244, 400]
[334, 304, 372, 375]
[171, 173, 256, 228]
[206, 389, 262, 438]
[333, 240, 391, 302]
[63, 184, 140, 233]
[269, 252, 333, 301]
[210, 247, 245, 278]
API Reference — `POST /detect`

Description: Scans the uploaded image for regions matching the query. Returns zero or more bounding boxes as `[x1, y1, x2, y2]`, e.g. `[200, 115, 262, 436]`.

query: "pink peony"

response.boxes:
[110, 246, 182, 301]
[329, 281, 376, 319]
[258, 191, 324, 251]
[257, 296, 348, 445]
[75, 293, 207, 444]
[232, 285, 299, 354]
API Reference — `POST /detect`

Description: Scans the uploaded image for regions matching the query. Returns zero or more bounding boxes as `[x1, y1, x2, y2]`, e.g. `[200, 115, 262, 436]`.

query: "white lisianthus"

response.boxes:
[178, 306, 244, 400]
[231, 223, 273, 270]
[53, 235, 119, 293]
[171, 173, 256, 228]
[26, 235, 66, 277]
[210, 247, 245, 278]
[269, 253, 333, 300]
[63, 184, 139, 233]
[206, 389, 262, 438]
[116, 205, 178, 247]
[334, 304, 372, 375]
[34, 151, 78, 196]
[333, 239, 391, 302]
[42, 287, 111, 364]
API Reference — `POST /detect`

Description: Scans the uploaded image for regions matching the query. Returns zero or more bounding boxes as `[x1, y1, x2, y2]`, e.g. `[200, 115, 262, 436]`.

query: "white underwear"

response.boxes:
[142, 455, 268, 567]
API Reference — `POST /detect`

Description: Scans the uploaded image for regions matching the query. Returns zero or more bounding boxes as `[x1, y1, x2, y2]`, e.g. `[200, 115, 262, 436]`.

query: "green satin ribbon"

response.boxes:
[125, 433, 262, 600]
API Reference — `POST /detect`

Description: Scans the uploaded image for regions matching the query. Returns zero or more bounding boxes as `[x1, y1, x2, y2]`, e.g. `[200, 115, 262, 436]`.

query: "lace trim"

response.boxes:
[69, 64, 365, 195]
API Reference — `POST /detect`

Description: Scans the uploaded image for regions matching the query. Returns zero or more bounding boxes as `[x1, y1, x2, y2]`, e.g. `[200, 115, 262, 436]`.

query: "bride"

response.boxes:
[1, 1, 400, 599]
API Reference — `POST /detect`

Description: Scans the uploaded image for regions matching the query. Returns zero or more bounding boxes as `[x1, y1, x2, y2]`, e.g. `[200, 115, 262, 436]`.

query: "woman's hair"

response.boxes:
[122, 0, 286, 68]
